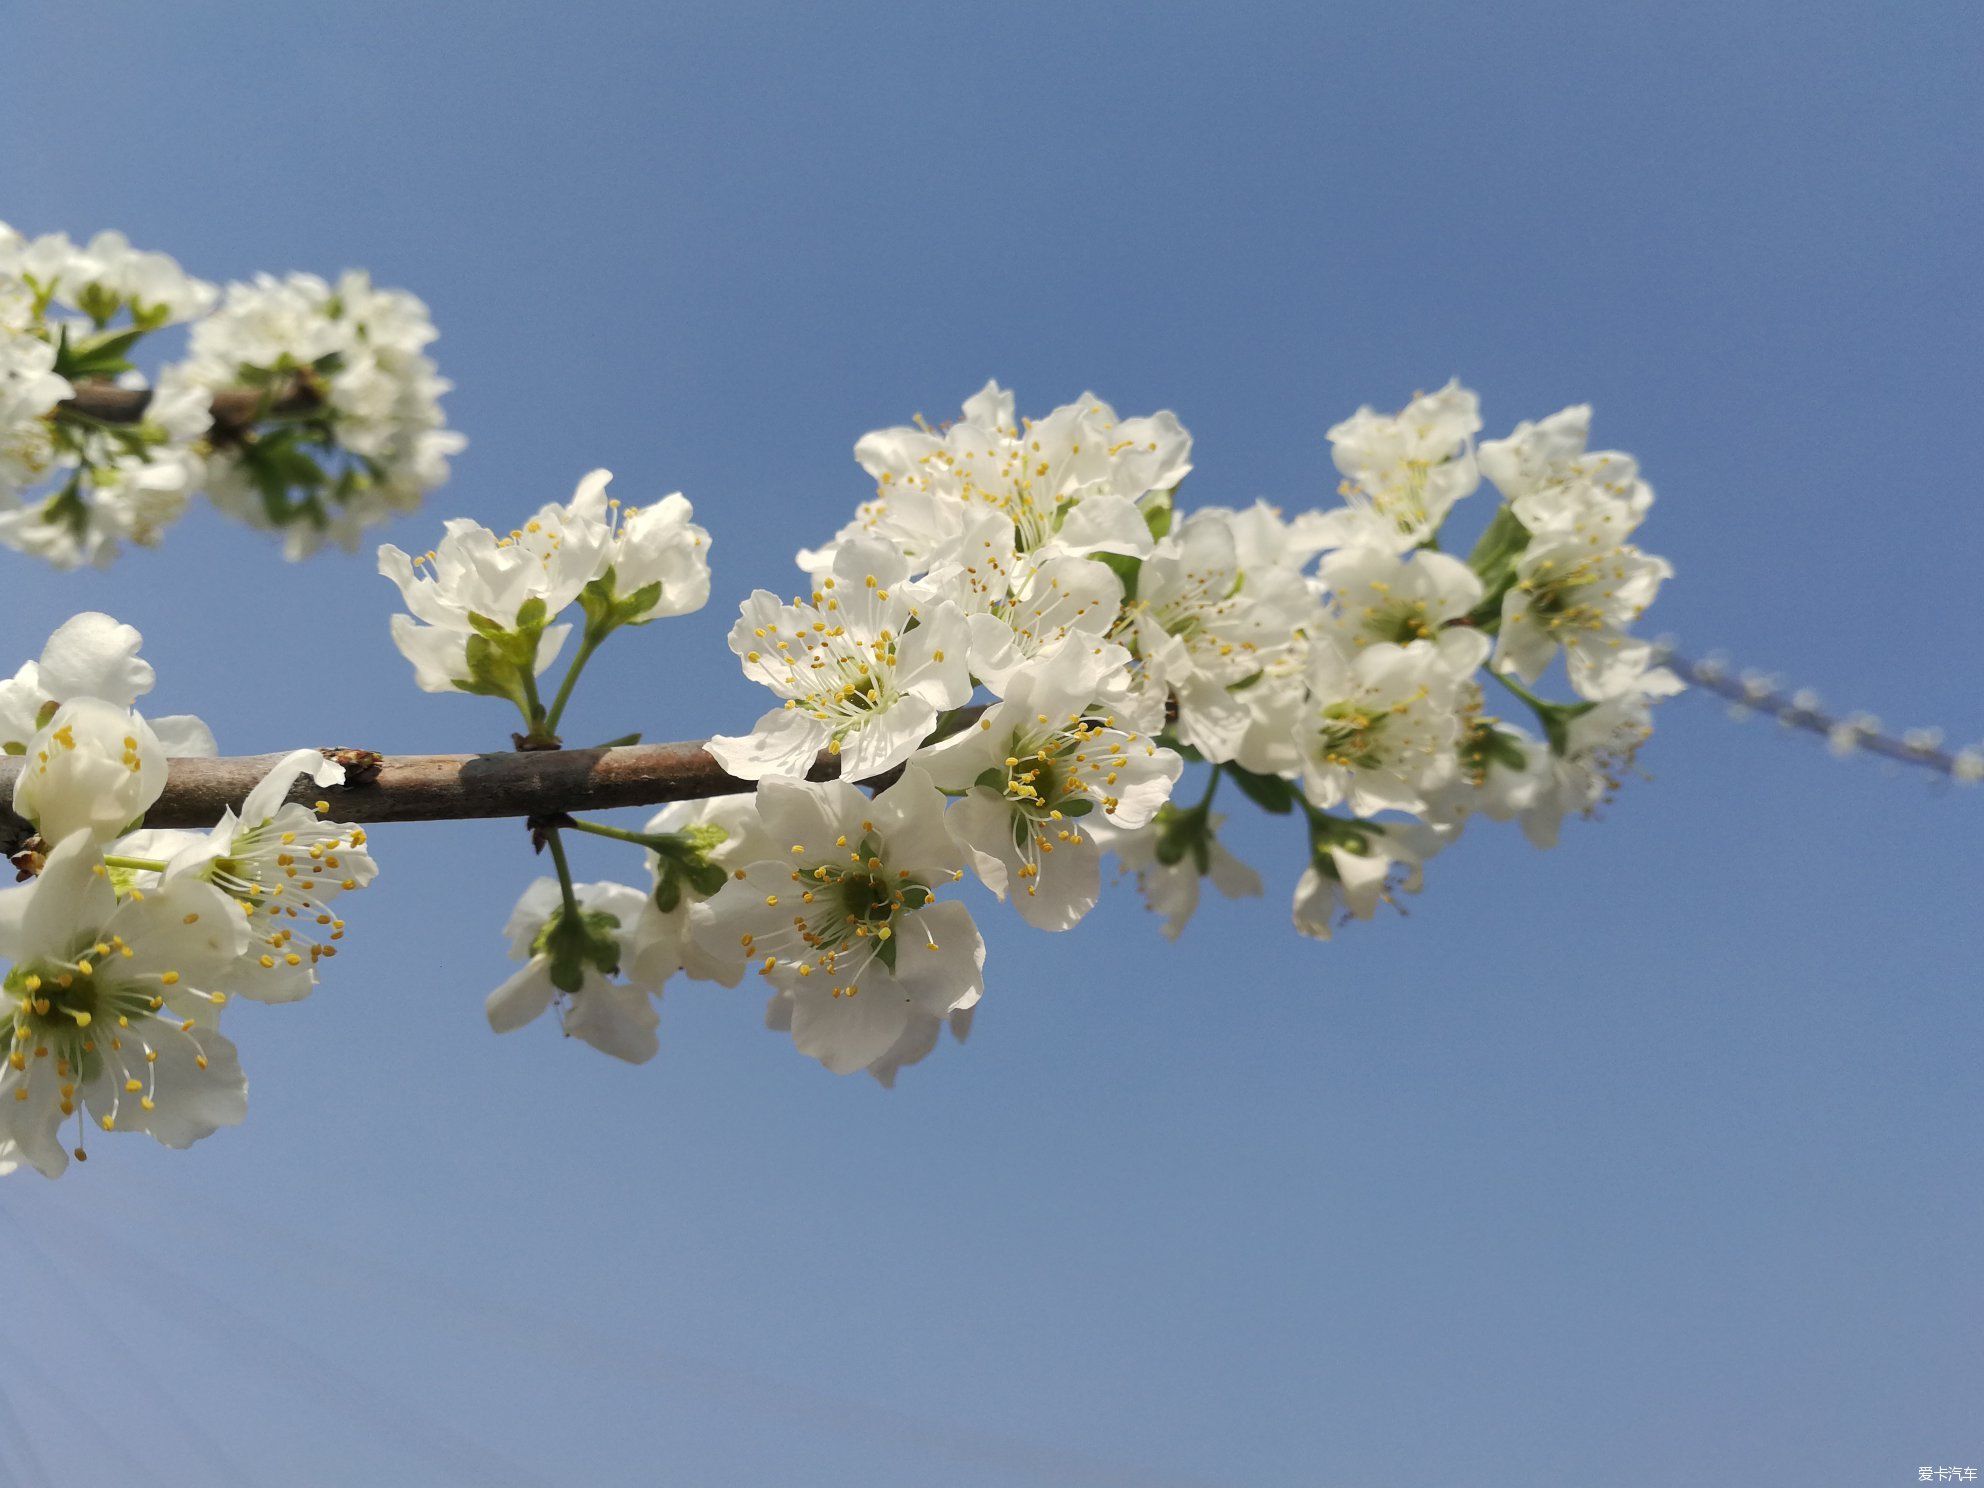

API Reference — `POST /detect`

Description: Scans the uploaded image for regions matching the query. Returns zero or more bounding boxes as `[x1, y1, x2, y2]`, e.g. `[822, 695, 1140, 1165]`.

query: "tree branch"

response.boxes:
[0, 735, 924, 853]
[59, 375, 322, 440]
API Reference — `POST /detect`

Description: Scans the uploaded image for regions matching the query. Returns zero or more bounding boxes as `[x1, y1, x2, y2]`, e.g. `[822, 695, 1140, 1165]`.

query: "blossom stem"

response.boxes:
[542, 825, 581, 922]
[564, 818, 671, 851]
[542, 632, 605, 741]
[517, 668, 550, 741]
[1195, 763, 1223, 812]
[1489, 668, 1553, 720]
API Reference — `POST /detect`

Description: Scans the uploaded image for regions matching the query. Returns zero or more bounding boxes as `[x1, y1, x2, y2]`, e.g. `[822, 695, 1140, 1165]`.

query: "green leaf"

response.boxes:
[1095, 550, 1142, 602]
[53, 326, 148, 381]
[1226, 766, 1296, 815]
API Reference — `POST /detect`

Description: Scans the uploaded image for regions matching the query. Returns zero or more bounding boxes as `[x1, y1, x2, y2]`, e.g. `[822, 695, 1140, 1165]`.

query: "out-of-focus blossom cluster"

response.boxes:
[0, 220, 461, 569]
[0, 614, 375, 1178]
[387, 380, 1674, 1089]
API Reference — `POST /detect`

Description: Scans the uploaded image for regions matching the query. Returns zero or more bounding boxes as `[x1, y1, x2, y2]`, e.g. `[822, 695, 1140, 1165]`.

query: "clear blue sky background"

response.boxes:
[2, 3, 1979, 1484]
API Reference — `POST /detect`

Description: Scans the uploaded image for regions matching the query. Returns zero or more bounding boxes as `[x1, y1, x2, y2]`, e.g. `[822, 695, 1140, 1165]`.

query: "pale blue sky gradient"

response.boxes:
[2, 3, 1980, 1484]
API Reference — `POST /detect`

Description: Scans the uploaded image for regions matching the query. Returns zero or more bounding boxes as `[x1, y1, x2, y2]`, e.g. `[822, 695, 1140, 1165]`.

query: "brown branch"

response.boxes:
[0, 734, 934, 854]
[59, 375, 322, 440]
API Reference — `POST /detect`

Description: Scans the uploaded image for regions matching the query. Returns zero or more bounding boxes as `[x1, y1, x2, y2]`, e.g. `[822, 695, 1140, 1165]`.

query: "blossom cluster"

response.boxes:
[388, 380, 1673, 1088]
[0, 614, 376, 1177]
[0, 220, 460, 568]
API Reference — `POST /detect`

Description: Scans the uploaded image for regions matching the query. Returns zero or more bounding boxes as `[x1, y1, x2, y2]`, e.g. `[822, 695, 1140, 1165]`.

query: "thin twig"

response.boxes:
[1657, 644, 1980, 781]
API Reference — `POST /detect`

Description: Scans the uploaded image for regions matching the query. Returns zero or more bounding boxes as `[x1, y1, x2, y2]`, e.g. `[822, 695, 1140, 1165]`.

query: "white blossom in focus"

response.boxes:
[162, 750, 370, 1003]
[0, 833, 252, 1178]
[1316, 544, 1492, 679]
[12, 699, 167, 848]
[707, 537, 969, 780]
[0, 612, 215, 758]
[921, 642, 1181, 930]
[1118, 509, 1318, 762]
[695, 774, 984, 1076]
[804, 380, 1191, 575]
[563, 469, 713, 624]
[626, 795, 774, 991]
[911, 510, 1126, 695]
[378, 512, 599, 694]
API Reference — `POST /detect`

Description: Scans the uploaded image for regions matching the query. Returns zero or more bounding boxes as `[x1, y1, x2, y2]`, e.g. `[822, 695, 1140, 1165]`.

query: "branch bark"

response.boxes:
[60, 375, 322, 439]
[0, 735, 918, 851]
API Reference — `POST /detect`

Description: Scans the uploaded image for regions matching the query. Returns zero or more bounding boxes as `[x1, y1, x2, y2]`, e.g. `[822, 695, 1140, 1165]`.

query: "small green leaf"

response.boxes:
[1095, 550, 1142, 602]
[1226, 766, 1295, 815]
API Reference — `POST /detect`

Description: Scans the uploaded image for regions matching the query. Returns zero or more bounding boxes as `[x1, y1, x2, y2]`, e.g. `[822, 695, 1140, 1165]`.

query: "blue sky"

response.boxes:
[3, 3, 1981, 1484]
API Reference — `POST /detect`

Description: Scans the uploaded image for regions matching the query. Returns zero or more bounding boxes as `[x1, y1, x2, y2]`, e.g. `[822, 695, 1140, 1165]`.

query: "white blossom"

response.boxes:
[805, 380, 1190, 575]
[487, 878, 662, 1065]
[1316, 544, 1492, 679]
[0, 228, 215, 328]
[1494, 524, 1672, 701]
[910, 510, 1126, 695]
[0, 833, 252, 1178]
[1293, 638, 1466, 817]
[708, 537, 969, 781]
[11, 699, 167, 848]
[626, 795, 773, 991]
[1317, 380, 1481, 551]
[1093, 808, 1263, 941]
[378, 514, 595, 694]
[184, 270, 464, 557]
[1477, 404, 1653, 537]
[1516, 664, 1683, 848]
[1292, 817, 1446, 940]
[921, 643, 1182, 930]
[0, 612, 216, 759]
[1118, 509, 1318, 762]
[563, 469, 713, 624]
[161, 750, 370, 1003]
[695, 773, 984, 1076]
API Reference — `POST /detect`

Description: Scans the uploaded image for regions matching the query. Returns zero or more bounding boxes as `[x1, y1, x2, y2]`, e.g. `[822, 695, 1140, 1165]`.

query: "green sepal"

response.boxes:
[1304, 806, 1386, 862]
[874, 933, 901, 973]
[579, 569, 667, 641]
[533, 907, 624, 995]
